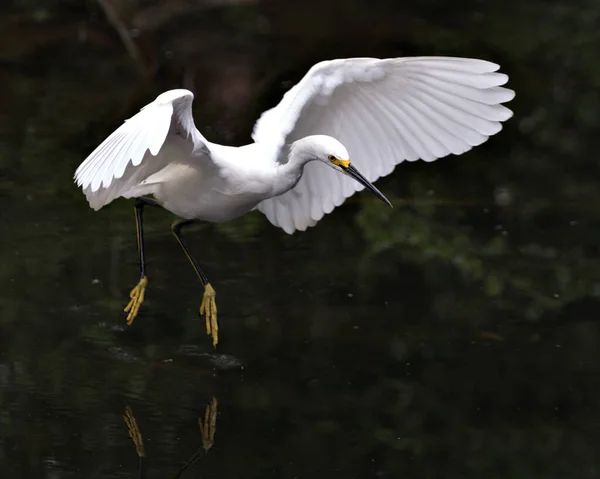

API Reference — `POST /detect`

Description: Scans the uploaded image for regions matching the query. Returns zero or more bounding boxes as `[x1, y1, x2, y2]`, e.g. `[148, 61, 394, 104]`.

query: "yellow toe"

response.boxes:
[200, 284, 218, 347]
[124, 276, 148, 325]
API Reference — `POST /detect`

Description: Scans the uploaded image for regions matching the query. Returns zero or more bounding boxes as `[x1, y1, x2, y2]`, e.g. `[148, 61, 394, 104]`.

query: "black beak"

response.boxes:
[343, 164, 392, 207]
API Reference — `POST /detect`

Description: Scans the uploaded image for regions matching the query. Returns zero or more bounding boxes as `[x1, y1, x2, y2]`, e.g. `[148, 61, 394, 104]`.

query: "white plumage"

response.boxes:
[75, 56, 514, 234]
[74, 55, 515, 347]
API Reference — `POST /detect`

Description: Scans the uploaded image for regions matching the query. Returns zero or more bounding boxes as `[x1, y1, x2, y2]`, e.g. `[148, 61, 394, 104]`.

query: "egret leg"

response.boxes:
[124, 197, 159, 325]
[171, 220, 218, 347]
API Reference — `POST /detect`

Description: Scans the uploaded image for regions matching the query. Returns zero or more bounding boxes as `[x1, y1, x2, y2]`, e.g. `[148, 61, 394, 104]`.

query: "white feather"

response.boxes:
[74, 57, 514, 233]
[74, 89, 211, 210]
[254, 56, 515, 233]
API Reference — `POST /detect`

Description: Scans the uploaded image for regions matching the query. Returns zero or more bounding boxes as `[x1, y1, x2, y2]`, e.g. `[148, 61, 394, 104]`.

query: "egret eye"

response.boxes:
[328, 154, 336, 161]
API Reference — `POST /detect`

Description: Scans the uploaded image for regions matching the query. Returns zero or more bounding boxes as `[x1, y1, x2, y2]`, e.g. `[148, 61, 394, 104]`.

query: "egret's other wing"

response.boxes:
[74, 89, 211, 210]
[253, 57, 515, 234]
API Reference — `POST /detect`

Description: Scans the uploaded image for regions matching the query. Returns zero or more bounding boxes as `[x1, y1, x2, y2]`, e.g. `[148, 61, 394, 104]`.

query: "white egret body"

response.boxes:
[74, 56, 515, 346]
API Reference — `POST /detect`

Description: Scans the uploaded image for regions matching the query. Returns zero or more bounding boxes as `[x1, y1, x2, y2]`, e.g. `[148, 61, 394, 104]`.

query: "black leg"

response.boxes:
[171, 219, 218, 347]
[171, 220, 209, 285]
[133, 197, 160, 280]
[124, 197, 160, 325]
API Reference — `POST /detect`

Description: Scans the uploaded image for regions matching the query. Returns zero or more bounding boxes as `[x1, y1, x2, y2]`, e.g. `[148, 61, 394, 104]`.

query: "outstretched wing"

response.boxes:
[253, 57, 515, 234]
[74, 89, 211, 210]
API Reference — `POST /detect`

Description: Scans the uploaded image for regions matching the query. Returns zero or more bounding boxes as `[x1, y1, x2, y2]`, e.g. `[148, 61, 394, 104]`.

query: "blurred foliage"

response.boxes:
[1, 0, 600, 478]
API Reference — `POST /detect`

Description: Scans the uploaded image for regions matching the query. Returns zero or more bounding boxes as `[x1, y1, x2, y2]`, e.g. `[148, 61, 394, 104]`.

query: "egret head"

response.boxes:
[311, 135, 392, 208]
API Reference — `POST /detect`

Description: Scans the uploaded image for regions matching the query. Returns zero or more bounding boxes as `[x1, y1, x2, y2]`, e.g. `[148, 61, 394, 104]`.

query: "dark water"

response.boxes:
[2, 1, 600, 478]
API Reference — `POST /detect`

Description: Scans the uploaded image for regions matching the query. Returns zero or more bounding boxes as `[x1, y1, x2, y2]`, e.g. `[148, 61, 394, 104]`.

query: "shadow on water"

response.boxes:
[2, 0, 600, 478]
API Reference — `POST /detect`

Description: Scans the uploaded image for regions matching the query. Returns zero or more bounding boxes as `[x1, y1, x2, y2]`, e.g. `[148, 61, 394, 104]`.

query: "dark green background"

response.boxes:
[1, 0, 599, 478]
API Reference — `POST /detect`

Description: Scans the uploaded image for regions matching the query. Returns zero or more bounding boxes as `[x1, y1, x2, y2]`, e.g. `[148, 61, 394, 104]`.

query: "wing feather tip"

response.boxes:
[282, 224, 296, 234]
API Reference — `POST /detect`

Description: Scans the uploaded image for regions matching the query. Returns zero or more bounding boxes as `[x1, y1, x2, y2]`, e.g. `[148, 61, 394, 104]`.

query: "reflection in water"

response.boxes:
[175, 398, 218, 479]
[123, 405, 145, 458]
[2, 0, 600, 477]
[123, 399, 219, 479]
[123, 405, 146, 479]
[199, 397, 218, 453]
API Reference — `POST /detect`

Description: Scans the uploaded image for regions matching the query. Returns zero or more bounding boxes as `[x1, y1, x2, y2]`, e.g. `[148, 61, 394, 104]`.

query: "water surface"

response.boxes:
[1, 1, 600, 478]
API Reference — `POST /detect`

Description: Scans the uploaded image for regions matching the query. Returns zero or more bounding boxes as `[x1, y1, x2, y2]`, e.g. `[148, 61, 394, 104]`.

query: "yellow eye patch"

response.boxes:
[330, 158, 350, 168]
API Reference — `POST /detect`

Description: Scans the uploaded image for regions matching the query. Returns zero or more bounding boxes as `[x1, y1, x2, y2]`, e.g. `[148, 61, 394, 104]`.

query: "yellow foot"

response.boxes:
[200, 283, 218, 347]
[124, 276, 148, 325]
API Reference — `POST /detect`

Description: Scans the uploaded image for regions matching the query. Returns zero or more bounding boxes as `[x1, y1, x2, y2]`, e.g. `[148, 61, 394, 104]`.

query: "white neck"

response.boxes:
[270, 136, 324, 196]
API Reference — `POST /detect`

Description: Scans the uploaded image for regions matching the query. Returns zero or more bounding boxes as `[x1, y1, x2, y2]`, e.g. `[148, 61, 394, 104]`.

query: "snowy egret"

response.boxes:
[74, 56, 515, 347]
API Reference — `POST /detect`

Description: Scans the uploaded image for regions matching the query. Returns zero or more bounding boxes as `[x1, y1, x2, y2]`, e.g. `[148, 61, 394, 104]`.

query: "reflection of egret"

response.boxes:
[199, 396, 218, 452]
[74, 57, 514, 347]
[174, 397, 219, 479]
[123, 405, 145, 479]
